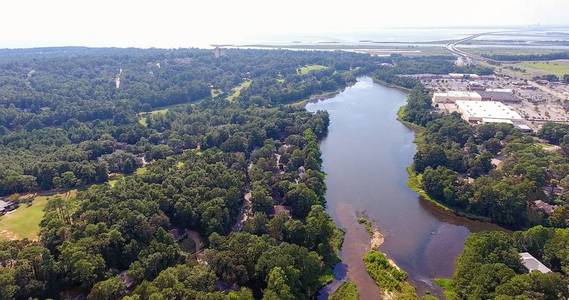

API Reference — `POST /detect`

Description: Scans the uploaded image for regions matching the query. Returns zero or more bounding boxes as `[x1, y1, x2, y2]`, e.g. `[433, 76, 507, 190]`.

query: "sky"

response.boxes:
[1, 0, 569, 48]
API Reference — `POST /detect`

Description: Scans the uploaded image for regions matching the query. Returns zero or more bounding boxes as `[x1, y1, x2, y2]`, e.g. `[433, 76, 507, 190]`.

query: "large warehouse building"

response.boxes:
[455, 100, 523, 124]
[432, 91, 482, 104]
[433, 89, 519, 104]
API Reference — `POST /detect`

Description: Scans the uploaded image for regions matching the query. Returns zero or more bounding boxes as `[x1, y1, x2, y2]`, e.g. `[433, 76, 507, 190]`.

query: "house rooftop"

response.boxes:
[533, 200, 557, 215]
[519, 252, 551, 273]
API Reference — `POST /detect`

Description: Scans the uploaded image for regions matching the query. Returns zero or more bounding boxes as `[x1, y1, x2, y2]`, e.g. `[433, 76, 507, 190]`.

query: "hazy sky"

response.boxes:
[2, 0, 568, 48]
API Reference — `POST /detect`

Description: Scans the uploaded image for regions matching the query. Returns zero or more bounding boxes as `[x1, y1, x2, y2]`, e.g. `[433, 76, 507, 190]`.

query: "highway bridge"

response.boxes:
[445, 32, 505, 63]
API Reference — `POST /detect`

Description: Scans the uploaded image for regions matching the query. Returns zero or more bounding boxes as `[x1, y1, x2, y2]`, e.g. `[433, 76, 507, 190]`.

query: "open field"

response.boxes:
[465, 47, 567, 57]
[0, 190, 76, 241]
[517, 60, 569, 77]
[138, 108, 169, 126]
[135, 166, 148, 175]
[297, 64, 327, 75]
[227, 80, 252, 101]
[108, 174, 124, 187]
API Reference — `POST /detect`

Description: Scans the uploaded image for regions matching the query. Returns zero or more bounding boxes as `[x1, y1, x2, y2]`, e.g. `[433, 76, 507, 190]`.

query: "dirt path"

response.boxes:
[115, 68, 122, 89]
[233, 162, 254, 231]
[0, 229, 19, 240]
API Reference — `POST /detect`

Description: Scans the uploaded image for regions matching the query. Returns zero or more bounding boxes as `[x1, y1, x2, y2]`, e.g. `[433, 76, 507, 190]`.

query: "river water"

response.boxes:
[307, 77, 501, 298]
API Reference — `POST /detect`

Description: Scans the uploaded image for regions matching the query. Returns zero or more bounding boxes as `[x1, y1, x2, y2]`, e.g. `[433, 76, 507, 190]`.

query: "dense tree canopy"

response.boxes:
[0, 47, 364, 299]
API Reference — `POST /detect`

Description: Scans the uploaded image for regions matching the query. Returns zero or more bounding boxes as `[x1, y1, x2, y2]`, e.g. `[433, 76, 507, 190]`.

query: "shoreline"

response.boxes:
[398, 105, 498, 224]
[291, 84, 351, 109]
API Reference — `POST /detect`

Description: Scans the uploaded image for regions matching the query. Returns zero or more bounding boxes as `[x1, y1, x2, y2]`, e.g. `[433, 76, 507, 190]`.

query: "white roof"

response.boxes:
[516, 124, 532, 131]
[486, 88, 513, 93]
[520, 252, 551, 273]
[482, 118, 513, 124]
[456, 100, 523, 121]
[434, 91, 481, 98]
[0, 200, 9, 210]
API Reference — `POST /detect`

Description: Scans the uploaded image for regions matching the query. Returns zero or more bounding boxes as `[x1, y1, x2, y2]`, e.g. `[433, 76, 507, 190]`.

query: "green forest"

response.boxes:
[0, 47, 381, 299]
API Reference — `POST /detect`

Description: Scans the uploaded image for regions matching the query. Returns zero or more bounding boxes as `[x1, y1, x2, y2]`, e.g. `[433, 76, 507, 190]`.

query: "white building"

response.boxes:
[449, 73, 480, 79]
[432, 91, 482, 104]
[519, 252, 551, 273]
[455, 100, 523, 124]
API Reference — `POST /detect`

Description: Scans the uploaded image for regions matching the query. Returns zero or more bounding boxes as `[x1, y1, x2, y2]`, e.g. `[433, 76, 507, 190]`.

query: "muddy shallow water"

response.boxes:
[308, 77, 502, 298]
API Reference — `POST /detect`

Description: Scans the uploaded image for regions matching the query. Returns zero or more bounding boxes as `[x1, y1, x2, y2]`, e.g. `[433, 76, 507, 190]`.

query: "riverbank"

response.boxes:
[308, 77, 503, 299]
[373, 78, 413, 93]
[398, 105, 496, 223]
[406, 166, 495, 223]
[290, 86, 348, 109]
[406, 167, 452, 213]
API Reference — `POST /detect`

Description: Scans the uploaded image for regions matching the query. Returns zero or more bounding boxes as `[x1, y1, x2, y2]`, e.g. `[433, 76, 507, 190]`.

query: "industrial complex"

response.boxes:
[455, 100, 525, 126]
[411, 73, 569, 131]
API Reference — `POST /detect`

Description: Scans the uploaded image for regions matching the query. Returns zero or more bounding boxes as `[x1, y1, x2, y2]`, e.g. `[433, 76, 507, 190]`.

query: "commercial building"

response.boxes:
[449, 73, 480, 79]
[455, 100, 523, 124]
[432, 91, 482, 104]
[519, 252, 551, 273]
[433, 89, 519, 104]
[477, 89, 520, 103]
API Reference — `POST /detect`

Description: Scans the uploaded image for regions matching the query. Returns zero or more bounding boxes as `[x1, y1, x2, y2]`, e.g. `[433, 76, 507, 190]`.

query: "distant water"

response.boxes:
[231, 26, 569, 46]
[3, 27, 569, 49]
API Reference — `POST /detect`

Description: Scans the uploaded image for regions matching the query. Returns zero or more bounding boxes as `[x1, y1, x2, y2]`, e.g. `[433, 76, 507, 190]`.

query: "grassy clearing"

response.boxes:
[108, 174, 124, 188]
[517, 61, 569, 77]
[364, 250, 418, 299]
[297, 64, 327, 75]
[227, 80, 252, 102]
[467, 47, 564, 57]
[434, 278, 458, 300]
[138, 108, 169, 126]
[329, 281, 358, 300]
[0, 191, 76, 241]
[135, 167, 148, 176]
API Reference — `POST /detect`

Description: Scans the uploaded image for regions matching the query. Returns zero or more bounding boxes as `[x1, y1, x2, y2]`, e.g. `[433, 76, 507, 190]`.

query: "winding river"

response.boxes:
[307, 77, 501, 298]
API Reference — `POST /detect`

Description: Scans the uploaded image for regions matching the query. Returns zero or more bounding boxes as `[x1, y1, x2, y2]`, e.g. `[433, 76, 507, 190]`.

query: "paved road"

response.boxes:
[445, 32, 504, 63]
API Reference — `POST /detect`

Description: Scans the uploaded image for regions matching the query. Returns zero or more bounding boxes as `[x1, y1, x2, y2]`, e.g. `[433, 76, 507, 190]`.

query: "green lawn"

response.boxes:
[329, 281, 358, 300]
[517, 61, 569, 77]
[108, 174, 125, 188]
[227, 80, 252, 102]
[0, 191, 76, 241]
[135, 166, 148, 175]
[297, 64, 328, 75]
[138, 108, 169, 126]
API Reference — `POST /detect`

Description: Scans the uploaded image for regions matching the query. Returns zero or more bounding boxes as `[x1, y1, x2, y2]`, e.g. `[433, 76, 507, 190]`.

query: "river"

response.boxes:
[307, 77, 501, 298]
